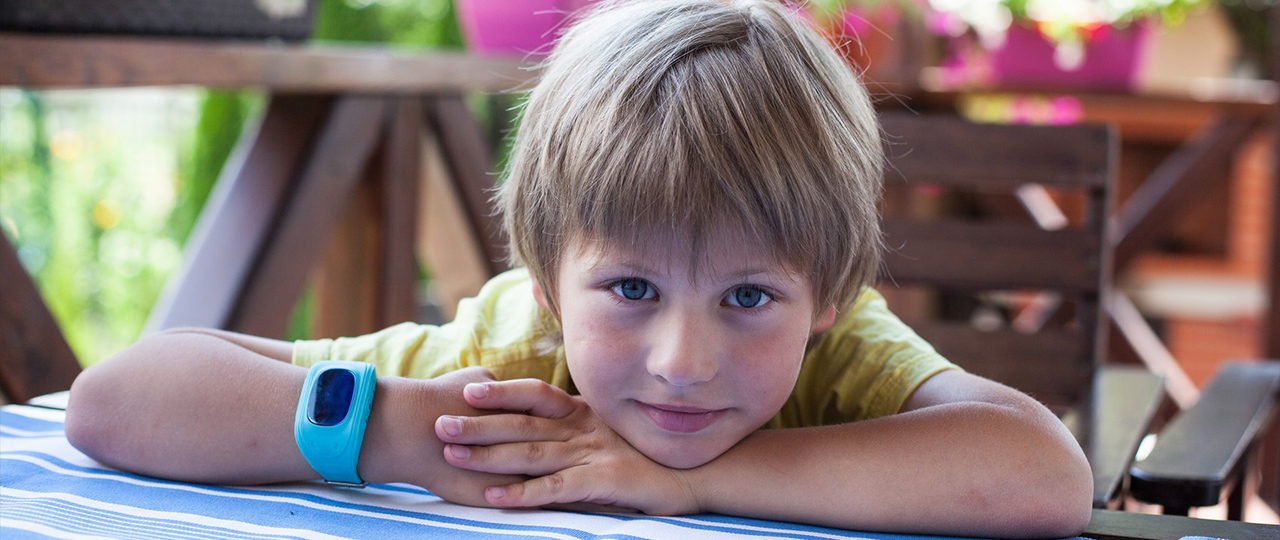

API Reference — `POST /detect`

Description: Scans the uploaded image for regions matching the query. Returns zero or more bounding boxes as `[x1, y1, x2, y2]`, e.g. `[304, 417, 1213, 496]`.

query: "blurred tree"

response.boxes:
[1, 89, 199, 364]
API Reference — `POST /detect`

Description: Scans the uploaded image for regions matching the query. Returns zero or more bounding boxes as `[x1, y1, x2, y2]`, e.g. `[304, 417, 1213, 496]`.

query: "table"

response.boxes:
[2, 399, 1277, 540]
[0, 33, 528, 404]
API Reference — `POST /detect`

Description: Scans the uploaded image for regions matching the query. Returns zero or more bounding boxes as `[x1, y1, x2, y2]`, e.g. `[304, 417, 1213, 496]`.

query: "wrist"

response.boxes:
[675, 463, 714, 515]
[356, 376, 412, 485]
[357, 376, 452, 487]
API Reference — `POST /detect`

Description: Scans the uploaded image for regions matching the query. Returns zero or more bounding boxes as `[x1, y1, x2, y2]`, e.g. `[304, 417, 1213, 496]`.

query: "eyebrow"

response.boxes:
[588, 259, 785, 284]
[719, 269, 781, 281]
[586, 261, 662, 276]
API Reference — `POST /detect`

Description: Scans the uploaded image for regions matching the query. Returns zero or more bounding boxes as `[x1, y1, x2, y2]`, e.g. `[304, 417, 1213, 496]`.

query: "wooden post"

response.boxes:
[1268, 5, 1280, 365]
[424, 94, 508, 277]
[146, 95, 331, 333]
[0, 232, 81, 404]
[228, 96, 389, 338]
[1258, 3, 1280, 515]
[313, 97, 422, 338]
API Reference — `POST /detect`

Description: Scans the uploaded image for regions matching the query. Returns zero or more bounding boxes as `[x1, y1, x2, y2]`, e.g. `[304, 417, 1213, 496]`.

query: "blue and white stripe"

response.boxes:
[0, 404, 1070, 540]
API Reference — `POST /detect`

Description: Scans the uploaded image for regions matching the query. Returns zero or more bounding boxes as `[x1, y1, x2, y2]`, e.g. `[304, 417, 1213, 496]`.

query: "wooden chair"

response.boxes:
[1129, 360, 1280, 518]
[876, 112, 1166, 508]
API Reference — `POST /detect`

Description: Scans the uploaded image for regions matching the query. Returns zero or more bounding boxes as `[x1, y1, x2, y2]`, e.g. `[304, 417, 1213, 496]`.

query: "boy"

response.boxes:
[65, 0, 1093, 537]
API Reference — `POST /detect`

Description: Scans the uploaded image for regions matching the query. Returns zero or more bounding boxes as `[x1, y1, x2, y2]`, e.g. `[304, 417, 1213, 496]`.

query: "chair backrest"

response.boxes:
[877, 112, 1117, 411]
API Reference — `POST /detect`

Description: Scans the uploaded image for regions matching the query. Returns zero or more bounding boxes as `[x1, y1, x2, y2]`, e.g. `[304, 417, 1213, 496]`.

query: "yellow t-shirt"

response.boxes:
[292, 269, 958, 427]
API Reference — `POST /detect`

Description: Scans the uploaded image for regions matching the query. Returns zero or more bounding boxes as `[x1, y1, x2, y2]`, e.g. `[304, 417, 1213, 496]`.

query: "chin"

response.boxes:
[635, 439, 730, 470]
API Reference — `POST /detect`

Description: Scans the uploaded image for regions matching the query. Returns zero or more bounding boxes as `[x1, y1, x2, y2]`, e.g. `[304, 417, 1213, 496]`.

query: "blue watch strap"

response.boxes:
[294, 361, 377, 487]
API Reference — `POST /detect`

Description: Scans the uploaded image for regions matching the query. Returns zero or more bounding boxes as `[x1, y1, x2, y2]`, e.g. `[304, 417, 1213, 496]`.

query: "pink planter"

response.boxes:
[455, 0, 599, 57]
[989, 23, 1152, 91]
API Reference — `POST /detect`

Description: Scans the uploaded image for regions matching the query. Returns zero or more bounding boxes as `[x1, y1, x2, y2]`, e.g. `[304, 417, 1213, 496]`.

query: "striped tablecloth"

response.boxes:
[1, 401, 1078, 540]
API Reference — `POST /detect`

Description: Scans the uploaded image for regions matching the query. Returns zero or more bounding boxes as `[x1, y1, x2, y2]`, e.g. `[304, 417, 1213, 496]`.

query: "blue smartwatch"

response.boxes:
[294, 360, 377, 487]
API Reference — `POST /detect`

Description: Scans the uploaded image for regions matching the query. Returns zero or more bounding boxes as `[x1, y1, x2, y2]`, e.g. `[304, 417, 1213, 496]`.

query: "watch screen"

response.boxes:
[309, 369, 355, 426]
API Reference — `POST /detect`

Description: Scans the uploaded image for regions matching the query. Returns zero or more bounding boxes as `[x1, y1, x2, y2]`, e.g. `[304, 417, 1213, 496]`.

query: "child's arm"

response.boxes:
[435, 371, 1092, 538]
[65, 328, 522, 506]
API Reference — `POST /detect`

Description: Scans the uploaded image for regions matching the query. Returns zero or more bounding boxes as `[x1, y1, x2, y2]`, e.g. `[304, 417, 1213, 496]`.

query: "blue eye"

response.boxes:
[726, 286, 771, 308]
[612, 278, 654, 301]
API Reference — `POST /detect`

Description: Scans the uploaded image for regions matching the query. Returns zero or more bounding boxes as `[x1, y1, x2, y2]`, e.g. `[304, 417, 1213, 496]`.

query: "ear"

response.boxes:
[529, 269, 550, 311]
[812, 305, 837, 334]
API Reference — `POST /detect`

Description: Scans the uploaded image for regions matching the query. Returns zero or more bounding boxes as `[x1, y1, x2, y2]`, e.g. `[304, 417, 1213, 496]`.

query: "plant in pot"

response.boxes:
[454, 0, 598, 57]
[927, 0, 1212, 90]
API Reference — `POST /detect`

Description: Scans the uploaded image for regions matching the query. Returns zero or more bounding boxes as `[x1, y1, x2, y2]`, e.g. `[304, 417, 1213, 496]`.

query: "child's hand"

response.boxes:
[433, 379, 700, 516]
[373, 367, 528, 507]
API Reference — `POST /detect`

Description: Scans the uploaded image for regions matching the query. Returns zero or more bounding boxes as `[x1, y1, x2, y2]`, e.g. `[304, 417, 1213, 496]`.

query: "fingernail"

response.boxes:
[465, 383, 489, 400]
[487, 486, 506, 500]
[440, 416, 462, 437]
[447, 444, 471, 460]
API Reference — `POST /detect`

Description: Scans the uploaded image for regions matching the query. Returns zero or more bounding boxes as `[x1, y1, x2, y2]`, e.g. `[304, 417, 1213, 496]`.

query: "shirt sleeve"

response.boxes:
[291, 269, 559, 380]
[769, 288, 961, 428]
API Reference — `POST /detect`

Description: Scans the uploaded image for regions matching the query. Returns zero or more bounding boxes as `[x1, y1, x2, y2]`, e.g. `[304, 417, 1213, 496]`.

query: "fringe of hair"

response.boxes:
[500, 0, 884, 317]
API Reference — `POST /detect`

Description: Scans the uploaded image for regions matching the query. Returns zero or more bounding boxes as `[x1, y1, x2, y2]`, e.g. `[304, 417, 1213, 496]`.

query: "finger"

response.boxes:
[485, 473, 595, 509]
[463, 379, 577, 418]
[442, 441, 575, 476]
[435, 413, 570, 446]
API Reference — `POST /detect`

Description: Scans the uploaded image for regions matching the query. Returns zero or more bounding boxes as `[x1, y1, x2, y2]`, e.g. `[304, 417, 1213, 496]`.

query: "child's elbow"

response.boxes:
[65, 365, 121, 463]
[65, 350, 152, 468]
[1022, 494, 1092, 538]
[1011, 446, 1093, 537]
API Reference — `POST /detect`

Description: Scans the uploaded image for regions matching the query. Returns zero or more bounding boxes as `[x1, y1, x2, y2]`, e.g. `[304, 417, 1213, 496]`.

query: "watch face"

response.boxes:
[309, 369, 355, 426]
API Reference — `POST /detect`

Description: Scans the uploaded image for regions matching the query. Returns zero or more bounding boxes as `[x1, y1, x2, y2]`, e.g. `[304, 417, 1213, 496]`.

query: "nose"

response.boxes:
[646, 311, 718, 387]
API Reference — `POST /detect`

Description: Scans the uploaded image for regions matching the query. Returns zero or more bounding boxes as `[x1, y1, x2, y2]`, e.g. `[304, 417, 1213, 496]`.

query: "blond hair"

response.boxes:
[500, 0, 883, 316]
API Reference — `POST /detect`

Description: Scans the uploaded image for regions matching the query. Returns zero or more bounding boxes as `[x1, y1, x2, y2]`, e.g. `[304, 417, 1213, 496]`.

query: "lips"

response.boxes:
[637, 401, 727, 433]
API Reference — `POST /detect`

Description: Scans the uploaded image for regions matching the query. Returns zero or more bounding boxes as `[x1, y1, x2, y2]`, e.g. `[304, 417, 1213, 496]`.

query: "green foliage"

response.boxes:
[175, 91, 263, 245]
[313, 0, 463, 47]
[1, 90, 199, 364]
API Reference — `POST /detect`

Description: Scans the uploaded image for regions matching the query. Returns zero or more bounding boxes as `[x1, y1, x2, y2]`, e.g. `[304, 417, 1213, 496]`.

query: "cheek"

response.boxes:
[729, 318, 810, 401]
[560, 302, 645, 386]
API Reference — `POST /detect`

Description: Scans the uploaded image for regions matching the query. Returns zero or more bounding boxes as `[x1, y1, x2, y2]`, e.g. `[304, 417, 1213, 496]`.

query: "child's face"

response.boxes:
[536, 231, 836, 469]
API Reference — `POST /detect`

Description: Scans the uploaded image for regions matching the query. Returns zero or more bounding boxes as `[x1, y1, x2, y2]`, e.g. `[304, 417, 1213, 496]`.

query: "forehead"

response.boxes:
[566, 228, 803, 283]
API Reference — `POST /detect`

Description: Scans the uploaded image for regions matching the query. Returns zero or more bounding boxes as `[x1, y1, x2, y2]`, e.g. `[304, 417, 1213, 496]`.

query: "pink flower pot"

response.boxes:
[455, 0, 599, 57]
[989, 23, 1152, 91]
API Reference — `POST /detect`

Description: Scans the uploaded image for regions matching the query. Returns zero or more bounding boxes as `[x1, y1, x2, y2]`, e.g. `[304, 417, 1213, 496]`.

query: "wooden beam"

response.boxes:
[906, 321, 1092, 407]
[313, 151, 384, 339]
[0, 232, 81, 404]
[378, 98, 424, 328]
[1107, 292, 1198, 410]
[1261, 2, 1280, 515]
[146, 95, 331, 332]
[1269, 142, 1280, 359]
[881, 113, 1114, 189]
[1129, 362, 1280, 513]
[314, 97, 423, 337]
[0, 33, 534, 92]
[882, 219, 1104, 292]
[1111, 115, 1260, 270]
[424, 94, 509, 277]
[1085, 366, 1167, 508]
[228, 96, 389, 337]
[417, 126, 492, 321]
[1268, 6, 1280, 363]
[1083, 508, 1280, 540]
